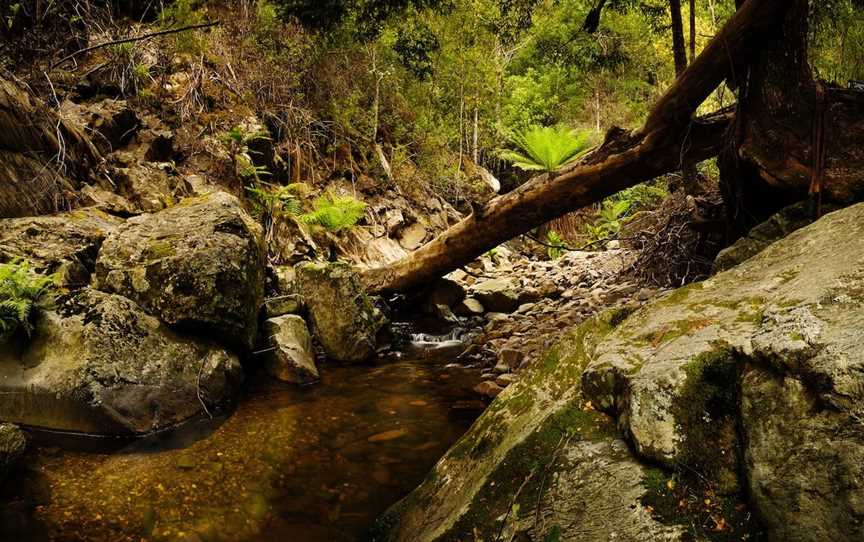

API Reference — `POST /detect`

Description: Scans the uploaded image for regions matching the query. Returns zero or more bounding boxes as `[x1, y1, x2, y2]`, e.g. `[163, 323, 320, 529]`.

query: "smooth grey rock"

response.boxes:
[421, 278, 465, 314]
[453, 297, 484, 317]
[262, 315, 318, 385]
[714, 201, 834, 272]
[0, 289, 242, 435]
[497, 348, 524, 371]
[472, 278, 519, 313]
[94, 192, 266, 350]
[295, 261, 384, 362]
[473, 380, 503, 398]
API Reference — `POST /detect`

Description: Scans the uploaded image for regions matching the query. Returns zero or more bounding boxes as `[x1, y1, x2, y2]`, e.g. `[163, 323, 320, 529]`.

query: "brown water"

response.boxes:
[0, 356, 484, 542]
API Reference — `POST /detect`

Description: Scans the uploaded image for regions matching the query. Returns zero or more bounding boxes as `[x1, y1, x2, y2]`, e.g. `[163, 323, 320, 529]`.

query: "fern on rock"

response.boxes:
[0, 260, 56, 339]
[300, 194, 367, 232]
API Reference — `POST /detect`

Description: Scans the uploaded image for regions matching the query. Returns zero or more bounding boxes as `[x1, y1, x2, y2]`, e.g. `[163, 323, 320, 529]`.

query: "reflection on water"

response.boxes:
[0, 357, 484, 542]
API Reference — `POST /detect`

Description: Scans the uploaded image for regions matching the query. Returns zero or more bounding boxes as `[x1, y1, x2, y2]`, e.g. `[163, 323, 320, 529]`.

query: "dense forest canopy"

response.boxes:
[3, 0, 862, 207]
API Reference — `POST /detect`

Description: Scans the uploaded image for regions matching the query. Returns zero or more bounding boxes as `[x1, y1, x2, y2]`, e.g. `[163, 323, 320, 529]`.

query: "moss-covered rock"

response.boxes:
[0, 288, 242, 435]
[295, 261, 384, 362]
[373, 310, 687, 542]
[580, 202, 864, 540]
[94, 191, 265, 351]
[0, 208, 123, 287]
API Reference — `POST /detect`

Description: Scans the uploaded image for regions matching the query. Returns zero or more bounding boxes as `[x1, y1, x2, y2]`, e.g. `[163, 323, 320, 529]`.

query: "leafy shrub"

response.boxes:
[246, 183, 306, 218]
[159, 0, 204, 55]
[546, 230, 566, 260]
[221, 125, 272, 183]
[585, 199, 631, 244]
[300, 194, 366, 232]
[499, 125, 592, 172]
[585, 182, 669, 244]
[105, 42, 151, 96]
[0, 260, 55, 339]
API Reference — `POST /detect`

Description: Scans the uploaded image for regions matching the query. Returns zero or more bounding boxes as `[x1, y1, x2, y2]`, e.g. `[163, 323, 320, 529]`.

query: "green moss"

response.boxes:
[145, 240, 175, 260]
[639, 317, 714, 347]
[672, 345, 741, 486]
[657, 282, 702, 307]
[440, 402, 619, 541]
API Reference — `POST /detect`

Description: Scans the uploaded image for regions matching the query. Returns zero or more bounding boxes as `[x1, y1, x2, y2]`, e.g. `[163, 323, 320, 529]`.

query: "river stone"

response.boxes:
[421, 278, 465, 314]
[262, 315, 318, 385]
[0, 423, 26, 479]
[295, 261, 384, 362]
[472, 278, 519, 313]
[0, 288, 242, 435]
[94, 192, 265, 350]
[373, 311, 685, 542]
[457, 297, 485, 317]
[581, 202, 864, 540]
[0, 208, 122, 287]
[264, 295, 303, 318]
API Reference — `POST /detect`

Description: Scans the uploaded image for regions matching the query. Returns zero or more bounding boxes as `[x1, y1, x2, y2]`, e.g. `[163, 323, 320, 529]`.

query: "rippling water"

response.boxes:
[0, 356, 484, 542]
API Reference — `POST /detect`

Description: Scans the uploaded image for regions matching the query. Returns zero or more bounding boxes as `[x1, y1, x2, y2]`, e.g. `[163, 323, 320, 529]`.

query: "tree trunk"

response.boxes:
[720, 0, 864, 236]
[670, 0, 688, 75]
[361, 0, 792, 295]
[689, 0, 696, 63]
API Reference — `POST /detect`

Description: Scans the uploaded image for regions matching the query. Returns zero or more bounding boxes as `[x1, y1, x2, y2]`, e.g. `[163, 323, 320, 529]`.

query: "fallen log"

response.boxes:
[362, 0, 791, 295]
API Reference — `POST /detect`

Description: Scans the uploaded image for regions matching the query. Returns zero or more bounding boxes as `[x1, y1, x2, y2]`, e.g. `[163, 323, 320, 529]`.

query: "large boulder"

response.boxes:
[0, 289, 242, 435]
[373, 311, 688, 542]
[0, 208, 122, 287]
[581, 202, 864, 540]
[713, 201, 835, 272]
[94, 192, 265, 350]
[262, 315, 318, 385]
[295, 262, 383, 362]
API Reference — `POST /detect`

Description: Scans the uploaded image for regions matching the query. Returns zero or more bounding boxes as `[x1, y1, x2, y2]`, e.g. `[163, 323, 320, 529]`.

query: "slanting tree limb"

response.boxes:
[362, 0, 789, 295]
[51, 21, 221, 69]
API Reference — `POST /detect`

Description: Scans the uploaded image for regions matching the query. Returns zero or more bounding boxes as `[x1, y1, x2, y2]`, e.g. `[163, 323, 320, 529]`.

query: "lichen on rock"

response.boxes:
[94, 191, 266, 351]
[295, 261, 385, 362]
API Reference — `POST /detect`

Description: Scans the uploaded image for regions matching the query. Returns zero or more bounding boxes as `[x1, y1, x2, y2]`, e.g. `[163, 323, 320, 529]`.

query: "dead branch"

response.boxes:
[51, 21, 221, 69]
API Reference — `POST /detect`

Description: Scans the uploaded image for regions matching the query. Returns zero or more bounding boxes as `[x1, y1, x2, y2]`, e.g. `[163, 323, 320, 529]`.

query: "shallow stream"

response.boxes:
[0, 348, 484, 542]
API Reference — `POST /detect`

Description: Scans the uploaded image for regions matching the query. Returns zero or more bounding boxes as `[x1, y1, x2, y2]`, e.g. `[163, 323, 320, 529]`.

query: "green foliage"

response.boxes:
[105, 42, 151, 96]
[0, 260, 55, 339]
[810, 0, 864, 83]
[585, 182, 668, 244]
[300, 194, 367, 231]
[585, 199, 631, 244]
[160, 0, 205, 55]
[246, 183, 306, 218]
[546, 230, 566, 260]
[499, 125, 592, 172]
[220, 126, 272, 183]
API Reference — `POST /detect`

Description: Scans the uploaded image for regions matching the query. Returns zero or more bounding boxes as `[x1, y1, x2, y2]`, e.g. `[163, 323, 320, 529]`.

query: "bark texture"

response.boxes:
[721, 0, 864, 235]
[363, 0, 791, 295]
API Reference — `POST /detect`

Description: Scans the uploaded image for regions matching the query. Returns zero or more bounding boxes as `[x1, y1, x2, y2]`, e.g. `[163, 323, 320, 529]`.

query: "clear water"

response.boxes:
[0, 356, 484, 542]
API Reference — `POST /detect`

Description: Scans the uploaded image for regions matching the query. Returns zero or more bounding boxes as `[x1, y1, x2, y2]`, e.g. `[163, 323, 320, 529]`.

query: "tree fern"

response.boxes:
[300, 194, 367, 232]
[499, 125, 592, 172]
[0, 260, 56, 339]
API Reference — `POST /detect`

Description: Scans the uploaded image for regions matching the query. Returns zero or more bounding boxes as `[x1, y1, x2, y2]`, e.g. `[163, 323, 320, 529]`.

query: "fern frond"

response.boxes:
[500, 125, 593, 173]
